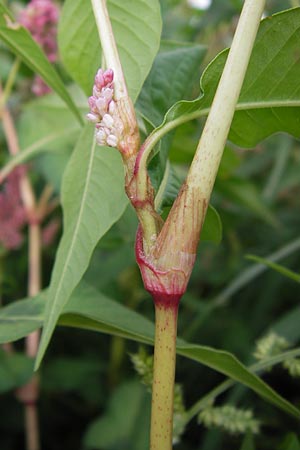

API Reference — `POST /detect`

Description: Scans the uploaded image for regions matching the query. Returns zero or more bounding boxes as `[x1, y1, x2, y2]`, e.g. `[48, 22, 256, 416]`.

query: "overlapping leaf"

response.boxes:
[58, 0, 162, 101]
[1, 282, 299, 418]
[0, 3, 82, 124]
[152, 8, 300, 148]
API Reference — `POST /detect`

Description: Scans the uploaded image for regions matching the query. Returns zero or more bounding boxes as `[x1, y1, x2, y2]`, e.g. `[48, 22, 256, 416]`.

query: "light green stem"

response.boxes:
[186, 0, 266, 197]
[150, 303, 178, 450]
[90, 0, 128, 100]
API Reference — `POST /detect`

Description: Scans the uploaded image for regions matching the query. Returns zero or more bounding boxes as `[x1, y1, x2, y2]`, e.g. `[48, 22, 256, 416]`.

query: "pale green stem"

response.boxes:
[150, 304, 178, 450]
[186, 0, 266, 198]
[90, 0, 128, 100]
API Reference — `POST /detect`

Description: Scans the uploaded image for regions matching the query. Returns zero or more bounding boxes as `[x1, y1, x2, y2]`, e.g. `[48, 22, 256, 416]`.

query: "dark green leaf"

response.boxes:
[279, 433, 300, 450]
[240, 433, 256, 450]
[0, 350, 33, 393]
[58, 0, 162, 101]
[246, 255, 300, 283]
[84, 380, 150, 450]
[153, 8, 300, 148]
[137, 40, 206, 126]
[220, 178, 279, 227]
[0, 3, 82, 124]
[201, 205, 222, 244]
[1, 282, 299, 418]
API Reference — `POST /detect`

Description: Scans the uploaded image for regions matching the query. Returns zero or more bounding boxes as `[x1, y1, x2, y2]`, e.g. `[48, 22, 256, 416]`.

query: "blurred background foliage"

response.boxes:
[0, 0, 300, 449]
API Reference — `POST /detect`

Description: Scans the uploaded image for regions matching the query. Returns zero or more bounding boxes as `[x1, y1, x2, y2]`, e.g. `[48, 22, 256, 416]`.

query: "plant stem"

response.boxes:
[90, 0, 127, 100]
[150, 296, 179, 450]
[0, 82, 41, 450]
[186, 0, 266, 199]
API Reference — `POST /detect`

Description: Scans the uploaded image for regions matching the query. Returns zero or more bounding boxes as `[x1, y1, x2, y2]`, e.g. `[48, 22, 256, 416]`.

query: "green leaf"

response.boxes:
[1, 282, 299, 418]
[58, 0, 162, 102]
[0, 86, 86, 186]
[35, 124, 128, 368]
[137, 40, 206, 127]
[0, 296, 44, 344]
[84, 380, 150, 450]
[220, 178, 279, 227]
[279, 433, 300, 450]
[60, 282, 155, 344]
[0, 3, 82, 124]
[175, 343, 299, 419]
[0, 350, 34, 393]
[246, 255, 300, 283]
[201, 205, 222, 244]
[152, 8, 300, 149]
[240, 433, 256, 450]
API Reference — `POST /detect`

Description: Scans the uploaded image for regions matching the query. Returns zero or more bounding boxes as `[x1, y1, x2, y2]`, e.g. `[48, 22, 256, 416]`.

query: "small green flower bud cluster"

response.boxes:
[130, 347, 187, 444]
[254, 331, 300, 378]
[198, 404, 260, 435]
[254, 332, 289, 361]
[130, 347, 153, 389]
[283, 358, 300, 378]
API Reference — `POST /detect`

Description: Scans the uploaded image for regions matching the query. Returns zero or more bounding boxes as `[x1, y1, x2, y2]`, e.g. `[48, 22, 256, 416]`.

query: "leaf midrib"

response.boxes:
[43, 135, 97, 344]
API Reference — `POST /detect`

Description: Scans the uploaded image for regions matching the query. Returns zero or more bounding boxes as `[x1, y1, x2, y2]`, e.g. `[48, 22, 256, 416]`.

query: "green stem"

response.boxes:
[90, 0, 128, 100]
[150, 300, 179, 450]
[187, 0, 266, 197]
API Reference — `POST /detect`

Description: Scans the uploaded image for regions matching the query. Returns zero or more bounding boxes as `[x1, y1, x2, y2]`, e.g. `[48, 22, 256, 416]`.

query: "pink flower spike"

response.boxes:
[103, 69, 114, 85]
[86, 113, 99, 123]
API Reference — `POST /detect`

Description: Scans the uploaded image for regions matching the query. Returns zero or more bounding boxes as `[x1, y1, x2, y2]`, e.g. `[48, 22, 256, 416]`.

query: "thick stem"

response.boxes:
[150, 295, 180, 450]
[187, 0, 266, 198]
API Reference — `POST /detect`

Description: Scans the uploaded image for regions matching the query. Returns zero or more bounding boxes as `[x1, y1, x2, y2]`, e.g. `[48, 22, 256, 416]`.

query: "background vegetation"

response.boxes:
[0, 0, 300, 449]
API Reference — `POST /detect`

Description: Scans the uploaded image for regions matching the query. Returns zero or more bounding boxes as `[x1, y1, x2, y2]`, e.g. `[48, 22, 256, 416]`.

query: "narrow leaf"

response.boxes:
[1, 282, 299, 418]
[176, 343, 299, 419]
[58, 0, 162, 102]
[0, 3, 82, 124]
[35, 124, 128, 367]
[246, 255, 300, 283]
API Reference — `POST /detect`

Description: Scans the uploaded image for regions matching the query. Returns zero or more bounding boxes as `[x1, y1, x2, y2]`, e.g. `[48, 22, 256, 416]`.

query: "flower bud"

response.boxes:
[87, 68, 139, 157]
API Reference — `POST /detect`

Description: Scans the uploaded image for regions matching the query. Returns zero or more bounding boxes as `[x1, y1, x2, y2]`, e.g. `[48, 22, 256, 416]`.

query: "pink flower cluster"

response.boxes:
[19, 0, 59, 96]
[0, 168, 27, 251]
[87, 69, 124, 148]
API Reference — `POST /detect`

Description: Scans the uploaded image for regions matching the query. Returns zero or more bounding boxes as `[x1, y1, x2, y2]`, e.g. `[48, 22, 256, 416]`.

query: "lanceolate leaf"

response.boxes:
[1, 282, 299, 418]
[0, 4, 82, 124]
[152, 8, 300, 149]
[246, 255, 300, 283]
[35, 125, 128, 367]
[58, 0, 162, 102]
